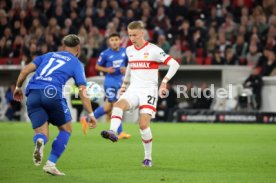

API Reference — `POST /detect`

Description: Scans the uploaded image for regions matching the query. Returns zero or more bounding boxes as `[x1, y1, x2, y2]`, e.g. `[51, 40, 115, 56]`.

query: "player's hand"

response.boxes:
[13, 87, 23, 102]
[87, 115, 97, 129]
[120, 67, 126, 74]
[159, 82, 168, 98]
[107, 67, 115, 74]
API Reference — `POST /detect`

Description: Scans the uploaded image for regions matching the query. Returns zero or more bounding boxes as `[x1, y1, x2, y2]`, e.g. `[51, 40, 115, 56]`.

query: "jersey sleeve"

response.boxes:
[73, 61, 87, 86]
[32, 55, 44, 67]
[153, 46, 172, 65]
[97, 52, 106, 66]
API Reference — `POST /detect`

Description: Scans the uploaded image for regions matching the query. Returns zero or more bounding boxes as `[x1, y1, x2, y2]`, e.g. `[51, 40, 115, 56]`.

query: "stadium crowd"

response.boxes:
[0, 0, 276, 76]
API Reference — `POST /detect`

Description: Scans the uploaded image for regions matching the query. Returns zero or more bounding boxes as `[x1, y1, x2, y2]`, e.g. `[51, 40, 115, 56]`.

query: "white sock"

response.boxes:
[110, 107, 123, 132]
[46, 160, 55, 166]
[140, 127, 152, 160]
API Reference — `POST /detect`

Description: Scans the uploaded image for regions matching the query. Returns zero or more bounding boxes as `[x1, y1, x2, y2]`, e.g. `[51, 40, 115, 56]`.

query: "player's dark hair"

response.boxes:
[127, 21, 144, 30]
[63, 34, 80, 47]
[108, 33, 120, 39]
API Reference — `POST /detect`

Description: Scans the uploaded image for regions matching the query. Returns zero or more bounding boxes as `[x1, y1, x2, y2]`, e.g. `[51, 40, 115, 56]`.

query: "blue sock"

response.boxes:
[117, 123, 123, 135]
[94, 107, 106, 119]
[33, 133, 48, 145]
[48, 130, 71, 164]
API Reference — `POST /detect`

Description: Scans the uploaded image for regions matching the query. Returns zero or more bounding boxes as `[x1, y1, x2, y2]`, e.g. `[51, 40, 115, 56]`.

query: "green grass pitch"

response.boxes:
[0, 122, 276, 183]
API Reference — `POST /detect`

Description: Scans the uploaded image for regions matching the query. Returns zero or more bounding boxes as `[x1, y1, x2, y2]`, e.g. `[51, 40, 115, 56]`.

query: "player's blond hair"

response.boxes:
[127, 21, 145, 30]
[62, 34, 80, 47]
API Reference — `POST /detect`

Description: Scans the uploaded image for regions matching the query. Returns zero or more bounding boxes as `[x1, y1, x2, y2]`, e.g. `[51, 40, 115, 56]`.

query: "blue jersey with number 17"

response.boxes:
[97, 47, 128, 87]
[25, 51, 86, 97]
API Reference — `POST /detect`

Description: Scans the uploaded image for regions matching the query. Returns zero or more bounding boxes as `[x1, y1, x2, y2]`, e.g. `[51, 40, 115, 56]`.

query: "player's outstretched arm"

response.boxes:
[159, 59, 180, 98]
[79, 85, 97, 129]
[13, 63, 37, 102]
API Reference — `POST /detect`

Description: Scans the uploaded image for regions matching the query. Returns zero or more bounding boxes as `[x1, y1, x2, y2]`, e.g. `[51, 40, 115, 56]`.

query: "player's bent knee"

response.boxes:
[59, 122, 72, 133]
[113, 99, 130, 111]
[34, 122, 49, 138]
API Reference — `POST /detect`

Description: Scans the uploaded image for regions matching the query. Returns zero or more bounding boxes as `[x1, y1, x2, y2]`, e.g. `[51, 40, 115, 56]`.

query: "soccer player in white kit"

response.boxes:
[101, 21, 179, 167]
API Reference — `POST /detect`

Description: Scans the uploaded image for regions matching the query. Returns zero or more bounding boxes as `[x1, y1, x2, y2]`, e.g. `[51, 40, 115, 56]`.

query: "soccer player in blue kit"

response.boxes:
[82, 33, 130, 139]
[13, 34, 97, 176]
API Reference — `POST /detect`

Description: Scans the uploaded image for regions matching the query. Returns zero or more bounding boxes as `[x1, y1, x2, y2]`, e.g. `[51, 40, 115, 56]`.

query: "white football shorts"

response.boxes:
[120, 85, 158, 118]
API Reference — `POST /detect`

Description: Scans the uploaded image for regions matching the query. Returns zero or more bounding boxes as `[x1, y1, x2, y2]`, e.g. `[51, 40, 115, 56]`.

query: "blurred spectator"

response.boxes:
[95, 8, 109, 29]
[178, 20, 192, 51]
[169, 38, 182, 62]
[140, 1, 152, 29]
[191, 28, 205, 57]
[152, 6, 171, 34]
[192, 83, 213, 109]
[225, 46, 239, 65]
[157, 34, 170, 53]
[155, 83, 178, 121]
[182, 50, 196, 65]
[260, 49, 276, 76]
[89, 27, 104, 57]
[170, 0, 189, 25]
[5, 83, 21, 121]
[212, 50, 225, 65]
[177, 82, 196, 109]
[217, 32, 230, 58]
[246, 44, 262, 67]
[233, 34, 248, 64]
[243, 67, 263, 109]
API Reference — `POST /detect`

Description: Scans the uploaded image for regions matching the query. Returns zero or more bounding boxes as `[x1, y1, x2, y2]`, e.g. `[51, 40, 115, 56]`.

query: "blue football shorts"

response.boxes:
[26, 89, 72, 129]
[104, 85, 120, 103]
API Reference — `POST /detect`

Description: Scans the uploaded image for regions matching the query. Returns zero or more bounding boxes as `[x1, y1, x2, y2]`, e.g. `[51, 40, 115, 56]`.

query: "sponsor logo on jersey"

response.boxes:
[113, 59, 124, 68]
[129, 61, 158, 69]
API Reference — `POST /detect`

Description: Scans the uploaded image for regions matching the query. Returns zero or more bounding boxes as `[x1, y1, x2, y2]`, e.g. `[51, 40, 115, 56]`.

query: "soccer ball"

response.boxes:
[86, 81, 104, 102]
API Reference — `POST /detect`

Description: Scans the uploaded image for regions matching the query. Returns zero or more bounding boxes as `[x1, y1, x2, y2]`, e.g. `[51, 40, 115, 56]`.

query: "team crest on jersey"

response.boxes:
[144, 52, 149, 59]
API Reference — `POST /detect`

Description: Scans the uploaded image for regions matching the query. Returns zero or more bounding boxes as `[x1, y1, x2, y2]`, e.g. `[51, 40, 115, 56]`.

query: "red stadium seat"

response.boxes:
[205, 57, 212, 65]
[147, 29, 154, 41]
[85, 58, 98, 77]
[195, 57, 204, 65]
[99, 29, 106, 36]
[0, 58, 21, 65]
[196, 48, 204, 57]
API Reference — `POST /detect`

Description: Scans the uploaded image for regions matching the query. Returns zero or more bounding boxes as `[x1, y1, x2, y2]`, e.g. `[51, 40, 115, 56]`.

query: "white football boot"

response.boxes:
[43, 163, 65, 176]
[33, 138, 44, 166]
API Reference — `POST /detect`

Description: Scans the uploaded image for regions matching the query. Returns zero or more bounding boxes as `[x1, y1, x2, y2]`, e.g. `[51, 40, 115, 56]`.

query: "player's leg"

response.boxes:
[93, 99, 112, 118]
[105, 86, 125, 135]
[138, 88, 157, 167]
[42, 97, 72, 176]
[101, 98, 131, 142]
[33, 122, 49, 166]
[111, 101, 131, 139]
[26, 89, 49, 166]
[43, 122, 71, 176]
[94, 85, 114, 118]
[139, 113, 153, 167]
